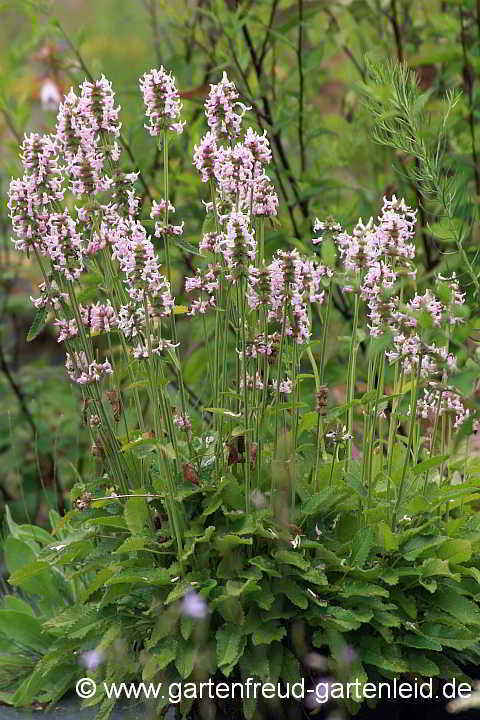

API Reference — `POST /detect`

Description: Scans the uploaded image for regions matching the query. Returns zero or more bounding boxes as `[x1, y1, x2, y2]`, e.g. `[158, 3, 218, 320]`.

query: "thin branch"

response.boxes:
[227, 37, 301, 238]
[0, 342, 37, 437]
[390, 0, 404, 63]
[297, 0, 306, 174]
[0, 108, 22, 143]
[258, 0, 279, 67]
[144, 0, 162, 66]
[460, 7, 480, 197]
[323, 8, 366, 82]
[242, 23, 310, 220]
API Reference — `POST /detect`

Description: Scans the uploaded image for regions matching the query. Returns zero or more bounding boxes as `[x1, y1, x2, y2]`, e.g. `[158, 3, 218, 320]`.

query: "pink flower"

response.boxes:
[140, 67, 184, 136]
[65, 352, 112, 384]
[193, 131, 217, 182]
[173, 413, 192, 431]
[77, 75, 122, 137]
[205, 72, 250, 139]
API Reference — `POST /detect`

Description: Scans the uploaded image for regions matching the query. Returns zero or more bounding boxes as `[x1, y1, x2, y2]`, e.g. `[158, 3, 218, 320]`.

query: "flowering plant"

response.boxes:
[2, 66, 480, 720]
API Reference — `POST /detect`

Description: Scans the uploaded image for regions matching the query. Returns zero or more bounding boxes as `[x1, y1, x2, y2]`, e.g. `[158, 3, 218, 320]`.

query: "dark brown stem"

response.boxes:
[1, 108, 22, 143]
[460, 8, 480, 197]
[259, 0, 279, 67]
[144, 0, 162, 65]
[227, 38, 301, 238]
[323, 9, 366, 82]
[0, 342, 37, 437]
[390, 0, 404, 63]
[242, 24, 310, 221]
[297, 0, 306, 174]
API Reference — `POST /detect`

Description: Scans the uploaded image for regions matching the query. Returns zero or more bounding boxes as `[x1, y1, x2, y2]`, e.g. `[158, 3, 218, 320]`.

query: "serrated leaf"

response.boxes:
[175, 637, 197, 678]
[274, 578, 308, 609]
[280, 648, 300, 685]
[0, 611, 51, 652]
[217, 597, 245, 625]
[124, 496, 150, 535]
[350, 527, 374, 568]
[435, 588, 480, 626]
[174, 237, 202, 256]
[216, 624, 246, 668]
[274, 550, 309, 571]
[214, 534, 252, 552]
[252, 621, 286, 645]
[26, 306, 48, 341]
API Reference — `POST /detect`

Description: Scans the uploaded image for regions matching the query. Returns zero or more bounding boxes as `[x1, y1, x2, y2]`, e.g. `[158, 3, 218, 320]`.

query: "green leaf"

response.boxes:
[252, 621, 286, 645]
[428, 218, 463, 243]
[152, 637, 178, 671]
[434, 588, 480, 626]
[350, 528, 374, 568]
[268, 643, 284, 682]
[341, 582, 389, 598]
[80, 567, 119, 602]
[4, 507, 52, 545]
[216, 624, 246, 669]
[175, 637, 197, 678]
[301, 488, 344, 515]
[240, 643, 270, 681]
[401, 633, 442, 652]
[0, 610, 51, 652]
[216, 597, 245, 625]
[114, 536, 149, 553]
[214, 534, 252, 552]
[411, 455, 449, 476]
[326, 606, 363, 631]
[274, 578, 308, 609]
[274, 550, 309, 571]
[377, 521, 399, 551]
[87, 516, 128, 530]
[280, 648, 300, 685]
[401, 535, 447, 561]
[105, 569, 170, 586]
[2, 596, 34, 616]
[26, 306, 48, 341]
[406, 652, 440, 676]
[124, 496, 150, 535]
[248, 556, 281, 578]
[437, 539, 472, 564]
[422, 558, 456, 578]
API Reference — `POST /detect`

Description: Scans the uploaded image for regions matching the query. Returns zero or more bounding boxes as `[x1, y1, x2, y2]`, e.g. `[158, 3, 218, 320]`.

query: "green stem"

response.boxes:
[392, 356, 422, 530]
[346, 291, 360, 473]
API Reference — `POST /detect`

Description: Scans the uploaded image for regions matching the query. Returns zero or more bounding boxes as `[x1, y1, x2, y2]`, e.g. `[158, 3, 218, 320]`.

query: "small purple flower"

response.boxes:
[181, 589, 208, 619]
[80, 650, 105, 670]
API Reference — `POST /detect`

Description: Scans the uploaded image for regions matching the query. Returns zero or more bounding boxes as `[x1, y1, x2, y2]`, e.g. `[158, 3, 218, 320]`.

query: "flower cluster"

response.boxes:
[56, 78, 122, 198]
[140, 67, 184, 136]
[417, 384, 470, 430]
[314, 197, 465, 380]
[65, 352, 113, 385]
[248, 250, 329, 344]
[8, 133, 64, 252]
[204, 72, 250, 139]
